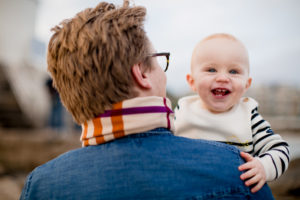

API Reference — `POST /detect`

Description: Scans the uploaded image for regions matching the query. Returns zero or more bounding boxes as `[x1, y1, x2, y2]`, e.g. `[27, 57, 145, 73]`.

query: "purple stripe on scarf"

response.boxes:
[98, 106, 173, 117]
[163, 98, 171, 129]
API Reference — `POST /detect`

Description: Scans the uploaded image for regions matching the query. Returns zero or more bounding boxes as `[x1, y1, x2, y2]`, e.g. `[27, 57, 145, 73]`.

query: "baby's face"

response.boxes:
[188, 38, 252, 113]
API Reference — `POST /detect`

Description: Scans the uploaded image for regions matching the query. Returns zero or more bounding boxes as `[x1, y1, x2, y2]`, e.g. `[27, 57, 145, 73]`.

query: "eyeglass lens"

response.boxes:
[156, 56, 167, 71]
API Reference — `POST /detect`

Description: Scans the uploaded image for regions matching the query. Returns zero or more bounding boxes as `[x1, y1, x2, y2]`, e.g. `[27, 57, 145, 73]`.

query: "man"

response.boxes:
[20, 1, 274, 199]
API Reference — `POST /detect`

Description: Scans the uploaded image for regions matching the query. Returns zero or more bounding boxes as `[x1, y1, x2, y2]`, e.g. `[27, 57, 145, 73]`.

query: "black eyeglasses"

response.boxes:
[147, 52, 170, 72]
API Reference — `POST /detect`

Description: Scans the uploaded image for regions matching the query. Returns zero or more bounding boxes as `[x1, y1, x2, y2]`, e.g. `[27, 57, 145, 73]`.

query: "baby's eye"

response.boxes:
[208, 68, 217, 73]
[229, 69, 238, 74]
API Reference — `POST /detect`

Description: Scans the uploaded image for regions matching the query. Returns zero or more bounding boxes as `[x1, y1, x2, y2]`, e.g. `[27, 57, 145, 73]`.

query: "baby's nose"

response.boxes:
[215, 73, 230, 82]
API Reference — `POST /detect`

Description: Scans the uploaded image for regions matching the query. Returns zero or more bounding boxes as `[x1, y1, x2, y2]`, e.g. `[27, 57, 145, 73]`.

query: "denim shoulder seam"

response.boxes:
[144, 128, 172, 134]
[123, 128, 172, 139]
[21, 171, 33, 200]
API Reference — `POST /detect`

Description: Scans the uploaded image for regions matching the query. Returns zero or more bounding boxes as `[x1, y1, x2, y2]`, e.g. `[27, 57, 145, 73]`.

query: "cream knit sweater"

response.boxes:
[174, 95, 290, 182]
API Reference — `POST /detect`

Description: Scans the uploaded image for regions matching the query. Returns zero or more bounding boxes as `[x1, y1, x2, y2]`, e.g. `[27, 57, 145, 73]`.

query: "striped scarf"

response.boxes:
[81, 96, 174, 147]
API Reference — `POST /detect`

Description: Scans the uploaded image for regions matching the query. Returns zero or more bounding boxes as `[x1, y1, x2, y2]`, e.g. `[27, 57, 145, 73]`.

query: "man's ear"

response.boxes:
[131, 63, 151, 89]
[186, 74, 196, 92]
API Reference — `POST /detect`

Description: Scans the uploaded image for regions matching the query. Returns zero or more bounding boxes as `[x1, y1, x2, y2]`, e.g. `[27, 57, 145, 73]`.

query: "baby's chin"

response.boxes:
[206, 105, 234, 114]
[200, 99, 235, 113]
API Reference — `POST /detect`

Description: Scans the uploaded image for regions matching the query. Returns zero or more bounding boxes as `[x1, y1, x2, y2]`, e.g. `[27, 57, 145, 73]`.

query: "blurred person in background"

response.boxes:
[45, 77, 64, 131]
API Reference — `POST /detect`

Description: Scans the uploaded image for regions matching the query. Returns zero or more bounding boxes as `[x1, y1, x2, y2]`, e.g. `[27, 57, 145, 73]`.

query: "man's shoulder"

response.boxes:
[21, 132, 274, 200]
[169, 136, 244, 166]
[167, 134, 241, 154]
[27, 131, 242, 168]
[134, 131, 244, 169]
[28, 147, 86, 177]
[132, 129, 241, 154]
[20, 147, 88, 199]
[31, 133, 243, 174]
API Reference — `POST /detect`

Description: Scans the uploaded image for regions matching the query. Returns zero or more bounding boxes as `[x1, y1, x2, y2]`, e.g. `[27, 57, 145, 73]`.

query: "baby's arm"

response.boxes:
[238, 152, 266, 193]
[239, 106, 290, 192]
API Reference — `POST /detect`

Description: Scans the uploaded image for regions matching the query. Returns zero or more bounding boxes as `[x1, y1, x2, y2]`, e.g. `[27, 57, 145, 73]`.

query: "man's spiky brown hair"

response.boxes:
[47, 0, 150, 124]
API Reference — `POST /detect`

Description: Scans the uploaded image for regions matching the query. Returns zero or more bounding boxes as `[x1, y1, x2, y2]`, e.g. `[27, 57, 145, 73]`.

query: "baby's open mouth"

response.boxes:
[211, 88, 231, 96]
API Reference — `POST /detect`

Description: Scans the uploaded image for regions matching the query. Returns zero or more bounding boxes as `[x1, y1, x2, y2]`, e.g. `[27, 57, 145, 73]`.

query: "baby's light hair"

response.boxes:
[201, 33, 239, 43]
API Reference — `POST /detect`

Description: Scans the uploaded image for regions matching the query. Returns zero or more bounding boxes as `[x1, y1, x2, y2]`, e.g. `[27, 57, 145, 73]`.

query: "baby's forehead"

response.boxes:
[193, 36, 249, 60]
[191, 36, 250, 72]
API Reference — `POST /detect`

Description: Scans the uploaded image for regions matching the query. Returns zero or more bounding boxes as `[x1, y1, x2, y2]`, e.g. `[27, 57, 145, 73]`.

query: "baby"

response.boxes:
[174, 33, 290, 193]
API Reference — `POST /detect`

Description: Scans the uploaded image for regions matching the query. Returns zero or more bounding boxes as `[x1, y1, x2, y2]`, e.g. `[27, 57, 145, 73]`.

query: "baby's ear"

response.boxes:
[245, 77, 252, 89]
[186, 74, 196, 91]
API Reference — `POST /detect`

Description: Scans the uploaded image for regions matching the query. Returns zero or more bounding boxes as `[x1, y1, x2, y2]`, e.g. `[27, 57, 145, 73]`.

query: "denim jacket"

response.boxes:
[20, 128, 274, 199]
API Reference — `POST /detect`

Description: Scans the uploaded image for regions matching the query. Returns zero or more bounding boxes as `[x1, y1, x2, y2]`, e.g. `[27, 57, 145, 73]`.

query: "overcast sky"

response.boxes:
[35, 0, 300, 96]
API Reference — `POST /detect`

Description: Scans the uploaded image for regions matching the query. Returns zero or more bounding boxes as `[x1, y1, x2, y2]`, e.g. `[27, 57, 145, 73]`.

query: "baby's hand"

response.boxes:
[238, 152, 266, 193]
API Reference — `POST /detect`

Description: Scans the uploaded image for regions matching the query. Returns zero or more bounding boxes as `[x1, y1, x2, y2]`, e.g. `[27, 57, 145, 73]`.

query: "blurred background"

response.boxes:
[0, 0, 299, 199]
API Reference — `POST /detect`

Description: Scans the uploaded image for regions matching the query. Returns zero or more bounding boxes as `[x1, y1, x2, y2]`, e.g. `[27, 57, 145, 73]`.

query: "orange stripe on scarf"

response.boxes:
[93, 118, 103, 136]
[93, 118, 105, 144]
[112, 102, 125, 139]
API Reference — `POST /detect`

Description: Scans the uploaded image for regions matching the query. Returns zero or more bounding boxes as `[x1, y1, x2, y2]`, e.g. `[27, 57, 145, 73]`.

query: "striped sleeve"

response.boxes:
[251, 107, 290, 181]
